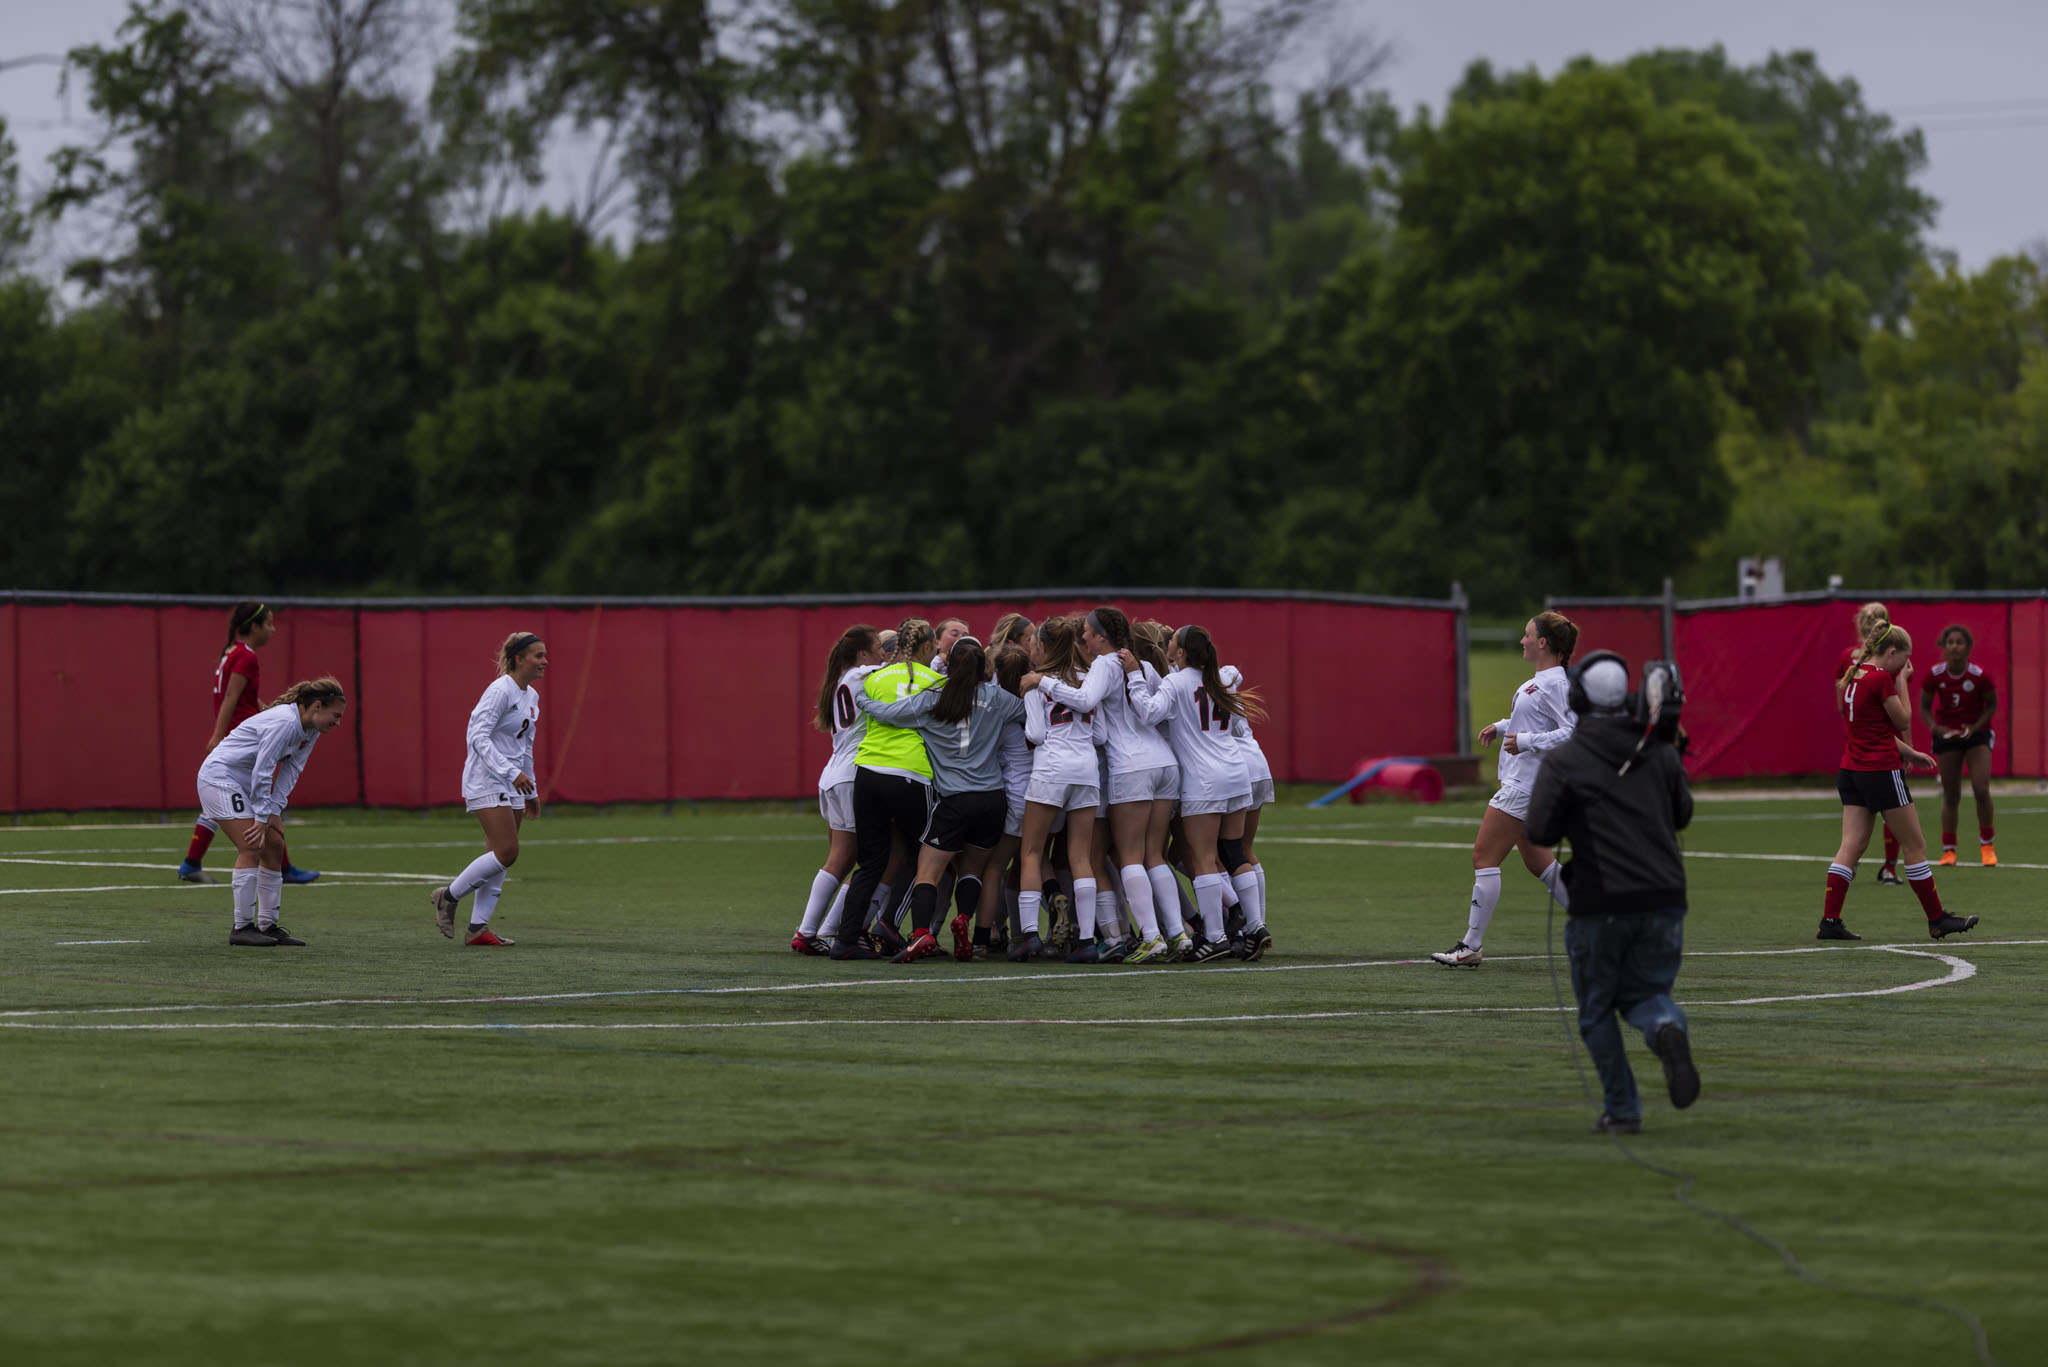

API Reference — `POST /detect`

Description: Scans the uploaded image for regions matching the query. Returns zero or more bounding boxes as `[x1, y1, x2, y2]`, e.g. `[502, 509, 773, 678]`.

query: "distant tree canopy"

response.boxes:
[1, 5, 2035, 608]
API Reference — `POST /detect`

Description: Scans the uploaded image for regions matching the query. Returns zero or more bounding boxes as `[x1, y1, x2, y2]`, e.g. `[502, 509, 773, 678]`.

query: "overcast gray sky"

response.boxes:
[4, 0, 2045, 268]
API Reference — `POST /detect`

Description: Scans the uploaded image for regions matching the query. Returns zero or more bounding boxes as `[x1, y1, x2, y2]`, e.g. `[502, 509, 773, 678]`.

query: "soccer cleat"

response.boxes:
[1186, 938, 1234, 964]
[1815, 918, 1861, 941]
[949, 913, 973, 962]
[1928, 912, 1979, 940]
[1224, 906, 1246, 940]
[1047, 894, 1074, 953]
[1430, 942, 1482, 967]
[176, 860, 218, 884]
[831, 936, 880, 960]
[890, 930, 939, 964]
[870, 918, 908, 955]
[1655, 1023, 1700, 1109]
[1065, 940, 1102, 965]
[228, 925, 278, 947]
[1981, 843, 1998, 868]
[988, 929, 1009, 956]
[1238, 923, 1272, 963]
[1006, 932, 1042, 963]
[1876, 865, 1903, 885]
[466, 925, 514, 946]
[1125, 936, 1171, 965]
[257, 923, 306, 946]
[1098, 936, 1134, 965]
[282, 864, 320, 885]
[1163, 932, 1196, 963]
[1936, 849, 1957, 867]
[1593, 1113, 1642, 1135]
[791, 932, 830, 956]
[431, 886, 459, 939]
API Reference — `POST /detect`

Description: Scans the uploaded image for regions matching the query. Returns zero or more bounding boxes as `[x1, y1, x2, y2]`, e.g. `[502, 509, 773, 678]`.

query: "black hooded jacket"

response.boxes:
[1523, 713, 1692, 916]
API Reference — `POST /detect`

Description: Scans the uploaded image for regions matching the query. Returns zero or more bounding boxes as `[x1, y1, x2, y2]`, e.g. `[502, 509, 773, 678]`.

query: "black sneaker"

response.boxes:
[1655, 1023, 1700, 1109]
[870, 919, 908, 955]
[258, 923, 306, 946]
[1593, 1113, 1642, 1135]
[1928, 912, 1979, 939]
[1239, 924, 1273, 963]
[830, 937, 880, 960]
[1816, 918, 1861, 941]
[1005, 932, 1041, 963]
[1186, 938, 1233, 963]
[228, 924, 278, 947]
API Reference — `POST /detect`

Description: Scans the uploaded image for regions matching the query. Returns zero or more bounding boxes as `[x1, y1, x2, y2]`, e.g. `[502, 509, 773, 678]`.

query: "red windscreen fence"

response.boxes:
[1549, 593, 2044, 781]
[1, 592, 1464, 812]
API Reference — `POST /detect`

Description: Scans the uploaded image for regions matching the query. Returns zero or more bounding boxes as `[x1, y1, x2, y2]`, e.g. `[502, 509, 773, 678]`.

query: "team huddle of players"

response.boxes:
[792, 609, 1275, 965]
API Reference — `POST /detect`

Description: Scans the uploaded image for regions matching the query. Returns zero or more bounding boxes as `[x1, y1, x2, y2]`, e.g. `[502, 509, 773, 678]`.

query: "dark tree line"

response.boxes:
[4, 3, 2040, 608]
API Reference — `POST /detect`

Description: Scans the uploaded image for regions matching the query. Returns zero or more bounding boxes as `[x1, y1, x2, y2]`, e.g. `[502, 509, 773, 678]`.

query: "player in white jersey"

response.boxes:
[430, 632, 546, 946]
[1126, 625, 1255, 962]
[196, 677, 348, 946]
[792, 625, 886, 954]
[1431, 611, 1579, 967]
[1032, 605, 1182, 964]
[1219, 662, 1274, 959]
[1008, 615, 1103, 961]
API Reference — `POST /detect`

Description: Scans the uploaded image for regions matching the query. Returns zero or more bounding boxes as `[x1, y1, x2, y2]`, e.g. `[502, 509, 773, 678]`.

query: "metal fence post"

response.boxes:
[1453, 581, 1472, 757]
[1662, 577, 1677, 662]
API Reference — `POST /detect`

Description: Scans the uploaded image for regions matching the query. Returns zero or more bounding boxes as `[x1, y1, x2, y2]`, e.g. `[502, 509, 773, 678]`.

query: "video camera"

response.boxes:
[1568, 652, 1686, 771]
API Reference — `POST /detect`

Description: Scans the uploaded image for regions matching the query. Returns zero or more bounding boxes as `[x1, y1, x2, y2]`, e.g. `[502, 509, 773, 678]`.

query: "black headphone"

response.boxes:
[1567, 651, 1632, 717]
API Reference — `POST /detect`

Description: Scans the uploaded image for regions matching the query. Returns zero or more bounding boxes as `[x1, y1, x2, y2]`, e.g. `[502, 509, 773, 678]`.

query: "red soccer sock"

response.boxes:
[1901, 862, 1945, 921]
[1980, 825, 1995, 845]
[1883, 829, 1899, 867]
[279, 835, 291, 869]
[1823, 865, 1851, 920]
[1942, 829, 1957, 851]
[185, 823, 215, 864]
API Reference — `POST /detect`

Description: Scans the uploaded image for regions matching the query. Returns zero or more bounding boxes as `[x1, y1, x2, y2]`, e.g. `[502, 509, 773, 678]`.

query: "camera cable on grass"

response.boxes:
[1540, 889, 2001, 1367]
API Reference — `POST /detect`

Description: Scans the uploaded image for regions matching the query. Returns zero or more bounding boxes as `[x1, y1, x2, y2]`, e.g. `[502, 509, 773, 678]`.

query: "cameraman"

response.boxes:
[1524, 654, 1701, 1135]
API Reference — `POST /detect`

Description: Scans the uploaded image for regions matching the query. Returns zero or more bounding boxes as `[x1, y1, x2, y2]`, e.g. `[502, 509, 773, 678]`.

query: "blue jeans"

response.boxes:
[1564, 911, 1688, 1120]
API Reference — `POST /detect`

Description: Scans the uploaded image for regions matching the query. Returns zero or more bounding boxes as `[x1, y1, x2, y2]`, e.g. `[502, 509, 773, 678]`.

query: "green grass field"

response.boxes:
[2, 791, 2044, 1366]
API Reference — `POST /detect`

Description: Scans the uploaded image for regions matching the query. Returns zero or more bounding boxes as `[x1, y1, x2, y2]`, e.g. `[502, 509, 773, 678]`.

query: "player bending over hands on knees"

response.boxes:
[196, 677, 348, 947]
[1819, 623, 1977, 943]
[1432, 611, 1577, 967]
[1523, 654, 1698, 1136]
[432, 632, 546, 947]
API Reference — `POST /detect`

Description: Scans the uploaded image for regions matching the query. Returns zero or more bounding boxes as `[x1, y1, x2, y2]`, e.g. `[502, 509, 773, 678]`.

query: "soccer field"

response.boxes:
[2, 795, 2043, 1366]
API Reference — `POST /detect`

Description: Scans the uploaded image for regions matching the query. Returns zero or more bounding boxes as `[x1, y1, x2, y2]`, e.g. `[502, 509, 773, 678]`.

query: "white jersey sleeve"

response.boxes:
[1496, 666, 1575, 789]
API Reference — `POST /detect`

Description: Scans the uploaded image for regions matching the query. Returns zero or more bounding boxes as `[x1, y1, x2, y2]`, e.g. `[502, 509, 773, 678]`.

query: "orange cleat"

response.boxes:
[1936, 849, 1957, 867]
[1981, 843, 1998, 868]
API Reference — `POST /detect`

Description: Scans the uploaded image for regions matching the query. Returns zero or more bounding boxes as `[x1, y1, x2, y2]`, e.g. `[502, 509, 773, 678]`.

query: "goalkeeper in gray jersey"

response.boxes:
[857, 635, 1027, 963]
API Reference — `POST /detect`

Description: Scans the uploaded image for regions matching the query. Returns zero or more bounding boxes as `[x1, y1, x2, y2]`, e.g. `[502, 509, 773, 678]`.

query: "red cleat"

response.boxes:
[949, 913, 973, 962]
[791, 932, 828, 955]
[890, 930, 939, 964]
[465, 926, 514, 946]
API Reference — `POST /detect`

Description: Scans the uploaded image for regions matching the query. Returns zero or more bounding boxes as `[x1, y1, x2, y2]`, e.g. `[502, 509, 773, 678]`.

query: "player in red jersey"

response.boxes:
[175, 601, 321, 886]
[1818, 623, 1977, 942]
[1920, 624, 1998, 867]
[1833, 601, 1905, 885]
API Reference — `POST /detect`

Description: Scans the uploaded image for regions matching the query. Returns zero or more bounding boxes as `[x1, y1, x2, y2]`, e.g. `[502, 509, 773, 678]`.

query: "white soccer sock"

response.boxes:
[1465, 867, 1502, 950]
[1096, 890, 1123, 940]
[867, 882, 895, 929]
[819, 885, 848, 938]
[471, 869, 507, 925]
[798, 869, 841, 936]
[1231, 870, 1265, 931]
[1255, 864, 1267, 915]
[1074, 878, 1098, 939]
[1147, 865, 1185, 938]
[1538, 860, 1571, 910]
[1193, 873, 1230, 942]
[1019, 890, 1043, 940]
[1120, 864, 1161, 940]
[1220, 876, 1240, 911]
[255, 867, 284, 928]
[231, 867, 258, 928]
[450, 850, 506, 899]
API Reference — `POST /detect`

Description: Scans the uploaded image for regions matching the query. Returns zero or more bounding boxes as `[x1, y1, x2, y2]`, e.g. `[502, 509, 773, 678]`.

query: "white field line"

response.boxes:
[0, 857, 444, 882]
[53, 940, 148, 946]
[1259, 836, 2048, 870]
[0, 947, 1978, 1031]
[5, 943, 2038, 1029]
[0, 881, 434, 897]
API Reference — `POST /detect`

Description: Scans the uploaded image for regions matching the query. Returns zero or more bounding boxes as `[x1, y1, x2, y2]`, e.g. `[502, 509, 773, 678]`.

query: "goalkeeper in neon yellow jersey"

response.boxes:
[833, 618, 943, 958]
